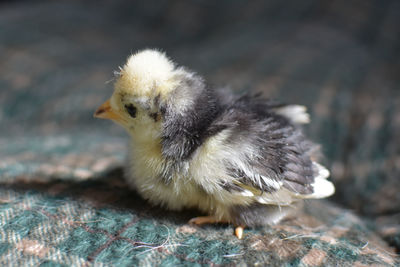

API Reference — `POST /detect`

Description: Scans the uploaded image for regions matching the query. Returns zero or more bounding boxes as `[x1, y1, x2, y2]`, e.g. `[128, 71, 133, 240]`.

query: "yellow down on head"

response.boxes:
[114, 49, 179, 100]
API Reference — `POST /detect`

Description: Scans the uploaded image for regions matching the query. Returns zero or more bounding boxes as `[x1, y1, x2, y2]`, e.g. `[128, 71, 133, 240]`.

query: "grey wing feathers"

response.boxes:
[225, 92, 310, 124]
[214, 93, 333, 199]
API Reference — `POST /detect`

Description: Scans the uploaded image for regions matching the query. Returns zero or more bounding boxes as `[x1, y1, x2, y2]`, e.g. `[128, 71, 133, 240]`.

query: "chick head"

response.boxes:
[94, 49, 192, 133]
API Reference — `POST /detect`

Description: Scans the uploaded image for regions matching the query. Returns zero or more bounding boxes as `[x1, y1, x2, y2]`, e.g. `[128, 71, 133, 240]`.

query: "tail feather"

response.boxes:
[274, 105, 310, 124]
[303, 162, 334, 199]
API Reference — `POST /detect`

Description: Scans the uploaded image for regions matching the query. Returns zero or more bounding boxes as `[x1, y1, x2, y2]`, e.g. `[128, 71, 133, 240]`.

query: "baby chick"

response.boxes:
[94, 49, 335, 239]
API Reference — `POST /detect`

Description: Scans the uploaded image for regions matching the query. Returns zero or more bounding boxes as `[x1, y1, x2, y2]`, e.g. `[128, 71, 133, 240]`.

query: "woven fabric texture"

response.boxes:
[0, 0, 399, 266]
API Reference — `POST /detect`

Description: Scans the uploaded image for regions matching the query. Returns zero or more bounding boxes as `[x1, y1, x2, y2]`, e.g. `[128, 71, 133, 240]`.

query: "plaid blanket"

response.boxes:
[1, 0, 399, 266]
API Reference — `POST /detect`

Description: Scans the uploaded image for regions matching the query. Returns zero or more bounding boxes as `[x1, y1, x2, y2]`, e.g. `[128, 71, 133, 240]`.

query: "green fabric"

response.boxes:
[0, 185, 397, 266]
[1, 0, 399, 266]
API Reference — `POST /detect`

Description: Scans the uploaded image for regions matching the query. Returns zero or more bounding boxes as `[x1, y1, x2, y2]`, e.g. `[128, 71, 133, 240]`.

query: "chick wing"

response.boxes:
[207, 93, 334, 206]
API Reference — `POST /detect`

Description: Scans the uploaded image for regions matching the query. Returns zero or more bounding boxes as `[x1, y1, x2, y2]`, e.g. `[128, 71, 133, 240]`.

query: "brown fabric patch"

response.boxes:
[16, 239, 50, 258]
[0, 197, 12, 204]
[176, 225, 198, 234]
[380, 226, 398, 236]
[272, 224, 312, 235]
[319, 235, 338, 245]
[352, 261, 369, 267]
[326, 226, 348, 238]
[300, 248, 327, 266]
[292, 214, 324, 229]
[80, 188, 121, 207]
[250, 234, 301, 259]
[271, 207, 325, 236]
[361, 244, 395, 265]
[371, 183, 400, 214]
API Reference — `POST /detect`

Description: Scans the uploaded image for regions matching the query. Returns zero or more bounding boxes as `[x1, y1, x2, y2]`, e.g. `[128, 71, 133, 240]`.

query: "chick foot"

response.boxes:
[189, 216, 245, 239]
[188, 215, 226, 225]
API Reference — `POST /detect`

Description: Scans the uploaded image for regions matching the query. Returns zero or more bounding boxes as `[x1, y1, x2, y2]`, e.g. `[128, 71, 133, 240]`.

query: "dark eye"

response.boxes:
[124, 104, 137, 118]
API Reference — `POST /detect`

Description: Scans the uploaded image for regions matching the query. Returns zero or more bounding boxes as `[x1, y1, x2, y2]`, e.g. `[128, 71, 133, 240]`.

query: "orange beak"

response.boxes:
[94, 99, 123, 122]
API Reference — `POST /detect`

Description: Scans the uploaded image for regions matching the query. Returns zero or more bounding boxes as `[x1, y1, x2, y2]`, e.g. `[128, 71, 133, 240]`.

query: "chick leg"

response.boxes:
[188, 215, 228, 225]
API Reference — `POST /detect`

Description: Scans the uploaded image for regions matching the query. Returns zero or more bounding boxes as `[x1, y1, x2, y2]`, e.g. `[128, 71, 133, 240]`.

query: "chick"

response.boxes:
[94, 49, 335, 239]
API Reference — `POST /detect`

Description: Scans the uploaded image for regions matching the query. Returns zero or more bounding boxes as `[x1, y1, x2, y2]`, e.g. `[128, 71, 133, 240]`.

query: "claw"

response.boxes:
[235, 226, 244, 239]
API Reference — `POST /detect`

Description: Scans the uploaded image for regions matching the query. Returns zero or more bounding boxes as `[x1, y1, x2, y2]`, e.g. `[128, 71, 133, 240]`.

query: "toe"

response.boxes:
[235, 226, 244, 239]
[188, 217, 201, 225]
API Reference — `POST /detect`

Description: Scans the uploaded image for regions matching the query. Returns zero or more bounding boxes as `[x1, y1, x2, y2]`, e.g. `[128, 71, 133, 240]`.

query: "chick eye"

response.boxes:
[124, 104, 137, 118]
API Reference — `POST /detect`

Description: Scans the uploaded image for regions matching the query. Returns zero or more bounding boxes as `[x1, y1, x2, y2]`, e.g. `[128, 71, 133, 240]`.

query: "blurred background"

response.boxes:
[1, 0, 399, 251]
